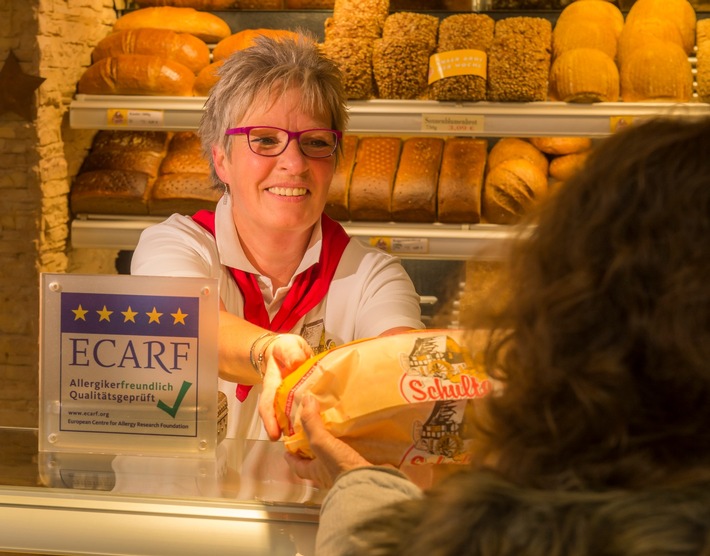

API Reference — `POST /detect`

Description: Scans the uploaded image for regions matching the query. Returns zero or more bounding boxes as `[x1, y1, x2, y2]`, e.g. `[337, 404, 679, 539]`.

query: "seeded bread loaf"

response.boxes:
[437, 137, 487, 224]
[391, 137, 444, 223]
[148, 173, 221, 215]
[159, 132, 210, 175]
[320, 38, 374, 100]
[325, 135, 359, 221]
[348, 137, 401, 222]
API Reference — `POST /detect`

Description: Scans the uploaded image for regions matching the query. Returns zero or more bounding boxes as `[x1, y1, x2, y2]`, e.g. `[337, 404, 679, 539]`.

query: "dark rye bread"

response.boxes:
[391, 137, 444, 223]
[348, 136, 401, 222]
[71, 170, 153, 215]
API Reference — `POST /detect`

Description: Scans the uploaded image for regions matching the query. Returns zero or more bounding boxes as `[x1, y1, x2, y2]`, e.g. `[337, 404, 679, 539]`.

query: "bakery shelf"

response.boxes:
[71, 214, 517, 260]
[69, 95, 710, 137]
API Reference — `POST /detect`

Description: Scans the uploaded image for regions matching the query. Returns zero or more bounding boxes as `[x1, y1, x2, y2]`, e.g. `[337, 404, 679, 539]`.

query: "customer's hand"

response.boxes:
[284, 395, 372, 489]
[258, 334, 314, 440]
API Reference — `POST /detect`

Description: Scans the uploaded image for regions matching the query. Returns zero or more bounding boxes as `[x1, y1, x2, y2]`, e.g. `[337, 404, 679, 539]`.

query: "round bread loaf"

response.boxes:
[550, 48, 619, 103]
[620, 39, 693, 102]
[549, 151, 590, 182]
[625, 0, 696, 55]
[92, 29, 210, 74]
[552, 19, 618, 61]
[529, 136, 592, 156]
[113, 7, 231, 44]
[487, 137, 549, 176]
[555, 0, 624, 39]
[483, 158, 548, 225]
[617, 17, 684, 69]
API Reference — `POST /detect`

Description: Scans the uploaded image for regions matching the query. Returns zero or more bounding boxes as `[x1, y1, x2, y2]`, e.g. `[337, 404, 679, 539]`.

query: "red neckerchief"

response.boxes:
[192, 209, 350, 401]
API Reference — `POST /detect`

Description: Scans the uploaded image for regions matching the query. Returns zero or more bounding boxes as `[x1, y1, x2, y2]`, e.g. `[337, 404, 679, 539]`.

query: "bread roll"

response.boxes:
[549, 151, 590, 182]
[487, 137, 548, 176]
[149, 173, 221, 215]
[71, 170, 153, 215]
[78, 54, 195, 96]
[348, 137, 401, 222]
[550, 48, 619, 103]
[483, 159, 548, 225]
[112, 7, 232, 44]
[487, 17, 552, 102]
[92, 29, 210, 74]
[325, 135, 358, 221]
[529, 136, 591, 156]
[213, 29, 300, 62]
[194, 60, 222, 96]
[391, 137, 444, 223]
[437, 137, 487, 224]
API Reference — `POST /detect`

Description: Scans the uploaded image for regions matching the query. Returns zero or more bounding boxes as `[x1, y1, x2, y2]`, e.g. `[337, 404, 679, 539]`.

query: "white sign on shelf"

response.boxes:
[39, 274, 220, 458]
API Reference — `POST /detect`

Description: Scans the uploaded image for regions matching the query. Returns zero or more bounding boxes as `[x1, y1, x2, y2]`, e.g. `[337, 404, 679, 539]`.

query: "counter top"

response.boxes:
[0, 426, 321, 555]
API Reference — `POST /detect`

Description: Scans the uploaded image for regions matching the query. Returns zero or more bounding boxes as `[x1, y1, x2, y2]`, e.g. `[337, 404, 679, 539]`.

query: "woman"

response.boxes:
[131, 34, 423, 441]
[286, 117, 710, 555]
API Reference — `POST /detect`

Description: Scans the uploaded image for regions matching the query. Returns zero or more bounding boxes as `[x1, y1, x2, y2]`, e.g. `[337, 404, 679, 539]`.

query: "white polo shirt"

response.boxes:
[131, 193, 424, 440]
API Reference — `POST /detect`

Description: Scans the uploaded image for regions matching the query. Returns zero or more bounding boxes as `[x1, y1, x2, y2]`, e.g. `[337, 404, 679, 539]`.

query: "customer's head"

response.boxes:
[471, 117, 710, 490]
[199, 32, 348, 186]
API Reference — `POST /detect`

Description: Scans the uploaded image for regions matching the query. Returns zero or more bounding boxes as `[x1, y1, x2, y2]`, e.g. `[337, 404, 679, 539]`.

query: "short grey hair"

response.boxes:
[199, 32, 349, 187]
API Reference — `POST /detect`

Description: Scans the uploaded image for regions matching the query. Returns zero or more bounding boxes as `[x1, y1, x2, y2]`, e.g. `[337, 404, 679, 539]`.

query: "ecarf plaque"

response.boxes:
[39, 274, 220, 458]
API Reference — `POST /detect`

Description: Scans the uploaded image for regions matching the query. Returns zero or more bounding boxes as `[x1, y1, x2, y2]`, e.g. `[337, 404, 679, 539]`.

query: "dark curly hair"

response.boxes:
[467, 117, 710, 491]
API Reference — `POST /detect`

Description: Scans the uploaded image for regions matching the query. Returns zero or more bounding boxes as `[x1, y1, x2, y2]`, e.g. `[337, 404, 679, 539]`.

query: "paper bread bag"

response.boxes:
[275, 329, 493, 467]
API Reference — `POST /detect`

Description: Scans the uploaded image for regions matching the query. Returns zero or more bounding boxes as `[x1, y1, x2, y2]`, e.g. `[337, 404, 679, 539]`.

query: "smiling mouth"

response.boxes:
[267, 186, 308, 197]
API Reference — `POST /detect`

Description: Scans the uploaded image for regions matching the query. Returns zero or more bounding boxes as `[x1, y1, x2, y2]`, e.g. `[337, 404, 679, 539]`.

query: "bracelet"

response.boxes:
[257, 334, 283, 378]
[249, 331, 275, 378]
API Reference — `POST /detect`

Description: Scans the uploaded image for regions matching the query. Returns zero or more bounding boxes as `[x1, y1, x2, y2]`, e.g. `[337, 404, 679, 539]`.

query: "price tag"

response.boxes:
[422, 113, 484, 134]
[106, 108, 164, 127]
[370, 237, 429, 255]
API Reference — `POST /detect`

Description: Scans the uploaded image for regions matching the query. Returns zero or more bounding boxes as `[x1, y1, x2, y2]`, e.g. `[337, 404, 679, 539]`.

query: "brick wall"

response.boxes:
[0, 0, 118, 427]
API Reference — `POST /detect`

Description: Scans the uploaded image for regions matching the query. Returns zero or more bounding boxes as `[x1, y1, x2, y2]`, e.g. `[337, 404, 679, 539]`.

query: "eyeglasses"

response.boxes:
[225, 126, 342, 158]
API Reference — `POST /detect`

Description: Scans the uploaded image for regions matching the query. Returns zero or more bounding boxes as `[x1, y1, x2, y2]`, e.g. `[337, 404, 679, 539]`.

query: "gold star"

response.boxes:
[146, 307, 163, 324]
[72, 304, 88, 321]
[97, 305, 113, 322]
[0, 51, 46, 121]
[122, 306, 138, 323]
[171, 308, 188, 325]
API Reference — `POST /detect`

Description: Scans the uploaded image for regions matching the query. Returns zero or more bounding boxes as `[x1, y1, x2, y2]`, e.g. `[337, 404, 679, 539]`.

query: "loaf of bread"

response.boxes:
[320, 38, 374, 100]
[213, 29, 299, 62]
[71, 170, 153, 215]
[429, 13, 495, 102]
[81, 149, 165, 178]
[325, 135, 358, 221]
[149, 173, 221, 215]
[549, 151, 590, 183]
[382, 12, 439, 49]
[487, 137, 548, 176]
[373, 39, 432, 100]
[487, 17, 552, 102]
[91, 29, 210, 74]
[437, 137, 487, 224]
[618, 17, 684, 69]
[529, 136, 591, 156]
[133, 0, 237, 8]
[90, 130, 171, 154]
[555, 0, 624, 40]
[620, 39, 693, 102]
[550, 48, 619, 103]
[482, 158, 548, 225]
[348, 137, 401, 222]
[194, 60, 222, 96]
[624, 0, 696, 55]
[332, 0, 389, 37]
[391, 137, 444, 223]
[112, 7, 232, 44]
[78, 54, 195, 96]
[159, 132, 210, 175]
[552, 19, 618, 61]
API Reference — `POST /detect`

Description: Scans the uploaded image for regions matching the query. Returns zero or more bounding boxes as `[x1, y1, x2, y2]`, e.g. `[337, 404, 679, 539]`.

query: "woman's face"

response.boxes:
[212, 87, 336, 239]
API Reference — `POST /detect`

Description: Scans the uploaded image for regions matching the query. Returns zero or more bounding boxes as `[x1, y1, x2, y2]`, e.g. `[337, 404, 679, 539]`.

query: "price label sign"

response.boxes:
[421, 113, 484, 134]
[39, 274, 219, 457]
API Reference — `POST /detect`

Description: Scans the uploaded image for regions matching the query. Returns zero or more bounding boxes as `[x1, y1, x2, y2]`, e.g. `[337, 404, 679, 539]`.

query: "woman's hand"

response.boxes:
[258, 334, 314, 440]
[284, 395, 372, 489]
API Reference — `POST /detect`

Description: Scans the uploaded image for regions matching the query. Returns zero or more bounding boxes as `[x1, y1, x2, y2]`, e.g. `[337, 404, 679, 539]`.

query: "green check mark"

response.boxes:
[157, 380, 193, 418]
